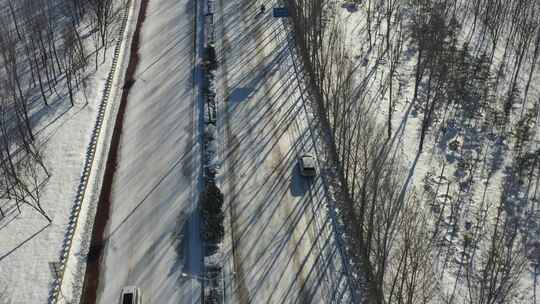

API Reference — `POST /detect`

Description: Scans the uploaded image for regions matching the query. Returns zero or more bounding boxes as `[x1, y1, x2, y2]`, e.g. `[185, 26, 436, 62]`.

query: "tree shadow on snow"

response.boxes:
[228, 87, 253, 103]
[171, 208, 203, 283]
[0, 223, 50, 262]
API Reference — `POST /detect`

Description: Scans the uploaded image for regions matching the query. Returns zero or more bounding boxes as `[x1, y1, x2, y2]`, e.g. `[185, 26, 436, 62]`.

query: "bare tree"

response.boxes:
[465, 199, 528, 304]
[0, 19, 34, 141]
[87, 0, 115, 66]
[385, 201, 438, 304]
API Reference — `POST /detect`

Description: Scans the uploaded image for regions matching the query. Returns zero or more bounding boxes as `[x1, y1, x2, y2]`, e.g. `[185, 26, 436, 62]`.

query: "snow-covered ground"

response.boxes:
[336, 0, 540, 302]
[0, 1, 133, 303]
[94, 0, 203, 303]
[216, 0, 352, 303]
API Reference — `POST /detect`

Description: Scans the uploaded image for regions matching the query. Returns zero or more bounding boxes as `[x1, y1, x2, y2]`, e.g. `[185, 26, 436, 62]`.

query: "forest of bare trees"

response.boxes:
[0, 0, 123, 222]
[287, 0, 540, 303]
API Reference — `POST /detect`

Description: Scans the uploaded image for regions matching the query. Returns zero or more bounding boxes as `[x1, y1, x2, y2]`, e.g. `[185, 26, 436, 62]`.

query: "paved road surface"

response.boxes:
[217, 0, 352, 303]
[96, 0, 202, 303]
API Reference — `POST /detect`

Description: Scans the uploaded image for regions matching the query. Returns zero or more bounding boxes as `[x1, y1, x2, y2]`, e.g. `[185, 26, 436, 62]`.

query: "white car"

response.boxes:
[120, 286, 141, 304]
[299, 153, 316, 177]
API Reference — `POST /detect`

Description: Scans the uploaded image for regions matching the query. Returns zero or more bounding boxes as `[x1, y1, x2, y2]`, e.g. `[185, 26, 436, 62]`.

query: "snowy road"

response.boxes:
[218, 0, 351, 303]
[96, 0, 203, 303]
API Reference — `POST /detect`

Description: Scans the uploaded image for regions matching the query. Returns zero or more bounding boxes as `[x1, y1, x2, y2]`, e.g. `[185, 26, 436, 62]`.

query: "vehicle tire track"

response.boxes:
[217, 0, 250, 302]
[249, 10, 316, 304]
[282, 17, 357, 303]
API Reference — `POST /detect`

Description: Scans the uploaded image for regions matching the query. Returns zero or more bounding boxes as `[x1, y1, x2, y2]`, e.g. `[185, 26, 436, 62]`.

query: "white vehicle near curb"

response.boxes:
[120, 286, 141, 304]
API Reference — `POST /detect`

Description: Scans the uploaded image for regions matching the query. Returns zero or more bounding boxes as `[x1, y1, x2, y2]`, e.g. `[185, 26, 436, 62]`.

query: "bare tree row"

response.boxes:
[0, 0, 123, 222]
[286, 0, 539, 303]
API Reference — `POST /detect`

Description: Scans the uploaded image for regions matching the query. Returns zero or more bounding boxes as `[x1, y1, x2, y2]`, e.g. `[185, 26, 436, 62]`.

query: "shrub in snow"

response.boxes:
[448, 138, 461, 152]
[207, 77, 216, 95]
[205, 124, 217, 141]
[206, 289, 221, 304]
[208, 69, 216, 79]
[204, 151, 215, 165]
[204, 101, 217, 124]
[205, 159, 220, 180]
[206, 140, 218, 155]
[206, 159, 220, 173]
[200, 182, 224, 244]
[203, 44, 217, 71]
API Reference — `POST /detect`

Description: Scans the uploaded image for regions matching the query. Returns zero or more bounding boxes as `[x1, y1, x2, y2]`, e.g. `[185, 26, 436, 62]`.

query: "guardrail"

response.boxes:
[48, 1, 133, 303]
